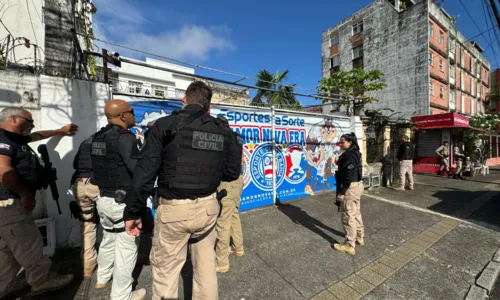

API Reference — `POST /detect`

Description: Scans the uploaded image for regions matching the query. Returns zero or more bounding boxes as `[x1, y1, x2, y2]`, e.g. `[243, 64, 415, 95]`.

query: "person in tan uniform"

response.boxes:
[70, 134, 100, 278]
[124, 81, 241, 300]
[332, 132, 364, 256]
[436, 141, 451, 176]
[215, 118, 245, 273]
[0, 107, 77, 298]
[394, 135, 414, 191]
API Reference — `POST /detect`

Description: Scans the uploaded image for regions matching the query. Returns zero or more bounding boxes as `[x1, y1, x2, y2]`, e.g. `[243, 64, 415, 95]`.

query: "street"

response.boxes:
[6, 169, 498, 300]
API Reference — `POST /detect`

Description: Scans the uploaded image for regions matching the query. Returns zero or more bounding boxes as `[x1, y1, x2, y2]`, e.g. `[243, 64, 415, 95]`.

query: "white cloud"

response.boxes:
[91, 1, 235, 62]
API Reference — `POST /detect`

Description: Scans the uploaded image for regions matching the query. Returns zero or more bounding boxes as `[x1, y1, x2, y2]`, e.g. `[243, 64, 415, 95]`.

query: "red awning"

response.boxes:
[411, 112, 472, 130]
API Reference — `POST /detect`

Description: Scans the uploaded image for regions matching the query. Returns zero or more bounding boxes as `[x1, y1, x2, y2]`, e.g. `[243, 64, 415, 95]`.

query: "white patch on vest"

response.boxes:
[192, 131, 224, 152]
[0, 143, 10, 150]
[91, 142, 107, 156]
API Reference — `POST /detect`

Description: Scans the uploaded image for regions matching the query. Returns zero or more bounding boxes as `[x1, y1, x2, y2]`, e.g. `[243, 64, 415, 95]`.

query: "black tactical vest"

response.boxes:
[0, 131, 42, 199]
[90, 125, 133, 193]
[157, 111, 233, 196]
[72, 135, 93, 182]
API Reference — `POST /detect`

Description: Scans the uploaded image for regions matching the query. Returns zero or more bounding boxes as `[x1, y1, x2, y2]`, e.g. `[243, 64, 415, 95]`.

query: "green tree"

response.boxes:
[317, 68, 387, 116]
[251, 69, 302, 109]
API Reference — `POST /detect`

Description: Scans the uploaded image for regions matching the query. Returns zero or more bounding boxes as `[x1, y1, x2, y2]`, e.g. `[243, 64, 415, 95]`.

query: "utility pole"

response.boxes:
[489, 0, 500, 29]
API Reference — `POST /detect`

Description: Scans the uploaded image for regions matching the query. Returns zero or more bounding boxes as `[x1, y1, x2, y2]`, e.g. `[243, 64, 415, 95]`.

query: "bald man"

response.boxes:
[90, 100, 146, 300]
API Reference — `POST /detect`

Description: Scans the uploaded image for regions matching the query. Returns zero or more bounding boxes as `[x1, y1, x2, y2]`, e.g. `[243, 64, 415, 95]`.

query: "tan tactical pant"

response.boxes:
[456, 160, 463, 175]
[340, 182, 365, 248]
[216, 176, 244, 268]
[440, 157, 450, 172]
[73, 178, 99, 267]
[0, 199, 52, 296]
[399, 160, 414, 188]
[151, 194, 220, 300]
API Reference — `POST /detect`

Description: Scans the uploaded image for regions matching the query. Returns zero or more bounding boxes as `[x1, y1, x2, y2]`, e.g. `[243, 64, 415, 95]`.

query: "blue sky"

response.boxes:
[93, 0, 500, 106]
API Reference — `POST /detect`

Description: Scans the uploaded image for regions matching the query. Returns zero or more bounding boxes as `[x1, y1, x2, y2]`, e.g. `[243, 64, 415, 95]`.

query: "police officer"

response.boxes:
[124, 81, 240, 300]
[436, 141, 451, 177]
[394, 135, 414, 191]
[0, 107, 77, 297]
[90, 100, 146, 300]
[453, 142, 466, 180]
[332, 132, 364, 256]
[70, 133, 99, 278]
[215, 116, 245, 273]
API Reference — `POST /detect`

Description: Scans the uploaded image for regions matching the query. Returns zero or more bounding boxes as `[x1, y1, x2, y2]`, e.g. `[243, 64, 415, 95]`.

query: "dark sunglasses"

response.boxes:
[14, 116, 34, 123]
[123, 109, 134, 116]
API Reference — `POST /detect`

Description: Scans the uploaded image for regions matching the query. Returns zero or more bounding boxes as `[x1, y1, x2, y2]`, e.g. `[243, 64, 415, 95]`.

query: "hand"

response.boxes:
[20, 192, 36, 211]
[125, 219, 142, 236]
[337, 194, 345, 201]
[59, 124, 79, 136]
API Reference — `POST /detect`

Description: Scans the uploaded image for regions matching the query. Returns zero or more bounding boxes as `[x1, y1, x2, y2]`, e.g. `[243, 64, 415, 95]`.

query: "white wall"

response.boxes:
[0, 0, 45, 67]
[0, 71, 109, 247]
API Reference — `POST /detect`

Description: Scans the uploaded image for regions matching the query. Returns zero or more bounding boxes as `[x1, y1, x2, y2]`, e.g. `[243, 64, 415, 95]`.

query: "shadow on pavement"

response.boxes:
[276, 202, 343, 244]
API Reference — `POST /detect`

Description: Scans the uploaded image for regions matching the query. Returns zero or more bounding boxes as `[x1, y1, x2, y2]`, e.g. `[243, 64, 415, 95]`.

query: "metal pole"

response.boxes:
[102, 49, 109, 84]
[4, 35, 10, 70]
[271, 106, 277, 205]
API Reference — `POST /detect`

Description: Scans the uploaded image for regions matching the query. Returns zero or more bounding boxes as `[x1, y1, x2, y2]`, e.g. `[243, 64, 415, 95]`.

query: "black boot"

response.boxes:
[453, 174, 458, 180]
[437, 170, 442, 176]
[459, 174, 466, 180]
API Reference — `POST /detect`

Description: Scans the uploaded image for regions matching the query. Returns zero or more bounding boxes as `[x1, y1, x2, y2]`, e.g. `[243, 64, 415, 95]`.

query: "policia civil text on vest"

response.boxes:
[123, 81, 241, 300]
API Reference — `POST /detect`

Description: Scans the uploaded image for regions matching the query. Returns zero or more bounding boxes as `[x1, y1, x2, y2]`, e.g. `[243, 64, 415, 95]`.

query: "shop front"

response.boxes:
[411, 112, 474, 174]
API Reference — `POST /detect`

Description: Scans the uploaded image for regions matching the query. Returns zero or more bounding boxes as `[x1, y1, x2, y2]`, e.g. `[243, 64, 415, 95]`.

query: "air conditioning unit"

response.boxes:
[34, 218, 56, 257]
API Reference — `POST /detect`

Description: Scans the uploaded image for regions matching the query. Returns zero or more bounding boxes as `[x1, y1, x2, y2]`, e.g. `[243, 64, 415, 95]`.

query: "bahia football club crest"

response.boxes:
[249, 143, 286, 191]
[284, 144, 307, 184]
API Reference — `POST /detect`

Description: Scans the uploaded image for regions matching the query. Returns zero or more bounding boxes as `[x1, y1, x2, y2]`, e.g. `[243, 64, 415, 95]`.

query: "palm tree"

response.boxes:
[251, 69, 302, 109]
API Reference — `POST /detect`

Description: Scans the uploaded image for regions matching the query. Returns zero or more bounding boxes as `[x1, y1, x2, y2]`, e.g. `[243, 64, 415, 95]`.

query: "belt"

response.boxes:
[160, 193, 217, 205]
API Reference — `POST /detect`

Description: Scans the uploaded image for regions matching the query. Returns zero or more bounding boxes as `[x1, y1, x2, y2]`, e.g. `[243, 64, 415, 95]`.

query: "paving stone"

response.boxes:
[310, 290, 339, 300]
[464, 285, 488, 300]
[327, 281, 362, 300]
[493, 247, 500, 263]
[420, 230, 443, 240]
[408, 237, 432, 248]
[395, 245, 421, 257]
[402, 241, 427, 252]
[387, 251, 413, 264]
[415, 234, 440, 245]
[440, 218, 462, 227]
[378, 255, 406, 270]
[434, 222, 456, 231]
[356, 267, 387, 286]
[426, 226, 448, 236]
[342, 274, 376, 296]
[476, 261, 500, 293]
[366, 261, 396, 278]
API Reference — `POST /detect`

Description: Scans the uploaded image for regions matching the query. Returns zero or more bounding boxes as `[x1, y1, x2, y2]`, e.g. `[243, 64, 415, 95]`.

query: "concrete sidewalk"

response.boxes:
[8, 171, 500, 300]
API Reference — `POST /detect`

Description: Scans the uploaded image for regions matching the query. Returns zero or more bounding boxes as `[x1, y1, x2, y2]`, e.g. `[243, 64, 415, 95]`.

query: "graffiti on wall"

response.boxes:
[120, 96, 352, 211]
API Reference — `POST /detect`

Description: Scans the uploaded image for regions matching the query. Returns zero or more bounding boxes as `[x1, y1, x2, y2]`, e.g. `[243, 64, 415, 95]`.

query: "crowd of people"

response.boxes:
[0, 81, 368, 300]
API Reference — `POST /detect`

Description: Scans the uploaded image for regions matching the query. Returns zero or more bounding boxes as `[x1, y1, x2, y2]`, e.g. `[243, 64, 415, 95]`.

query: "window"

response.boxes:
[461, 70, 464, 88]
[152, 85, 167, 97]
[449, 38, 456, 53]
[331, 55, 340, 68]
[477, 100, 482, 114]
[429, 80, 434, 96]
[429, 21, 434, 36]
[439, 31, 444, 44]
[460, 48, 464, 66]
[470, 77, 473, 93]
[429, 52, 433, 65]
[471, 80, 475, 96]
[128, 81, 143, 94]
[470, 56, 473, 71]
[330, 34, 339, 46]
[461, 94, 465, 113]
[439, 59, 443, 72]
[450, 65, 455, 79]
[352, 21, 363, 35]
[440, 85, 444, 99]
[353, 45, 364, 59]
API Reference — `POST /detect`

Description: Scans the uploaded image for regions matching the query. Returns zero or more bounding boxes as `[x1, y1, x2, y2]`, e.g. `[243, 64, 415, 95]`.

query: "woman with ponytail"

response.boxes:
[332, 132, 364, 256]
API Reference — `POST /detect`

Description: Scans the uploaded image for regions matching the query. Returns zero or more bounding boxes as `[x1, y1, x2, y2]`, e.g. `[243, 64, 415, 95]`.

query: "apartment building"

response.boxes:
[320, 0, 490, 118]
